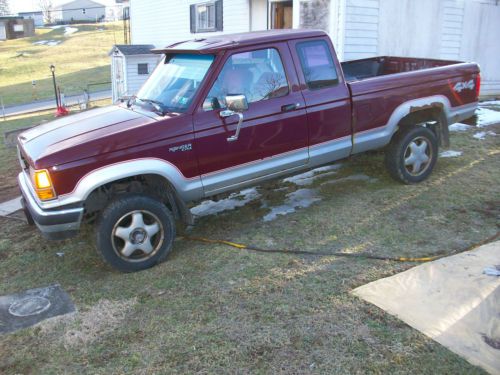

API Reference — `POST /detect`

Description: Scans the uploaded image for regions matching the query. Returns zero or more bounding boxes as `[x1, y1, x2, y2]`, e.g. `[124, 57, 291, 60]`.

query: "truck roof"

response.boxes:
[152, 29, 327, 55]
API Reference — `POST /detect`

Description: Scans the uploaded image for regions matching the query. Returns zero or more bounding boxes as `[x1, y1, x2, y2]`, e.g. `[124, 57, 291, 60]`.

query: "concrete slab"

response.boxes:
[352, 241, 500, 374]
[0, 196, 22, 216]
[0, 284, 75, 334]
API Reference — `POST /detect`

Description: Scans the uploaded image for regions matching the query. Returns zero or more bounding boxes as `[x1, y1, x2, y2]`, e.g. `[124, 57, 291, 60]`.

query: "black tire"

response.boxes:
[96, 194, 175, 272]
[385, 126, 438, 184]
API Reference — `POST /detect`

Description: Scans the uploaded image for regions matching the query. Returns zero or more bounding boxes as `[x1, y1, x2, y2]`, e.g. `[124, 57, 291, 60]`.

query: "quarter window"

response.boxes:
[296, 40, 338, 89]
[203, 48, 289, 111]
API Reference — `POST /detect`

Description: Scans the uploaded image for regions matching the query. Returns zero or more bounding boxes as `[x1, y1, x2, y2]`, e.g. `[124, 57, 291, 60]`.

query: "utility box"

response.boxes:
[0, 17, 35, 41]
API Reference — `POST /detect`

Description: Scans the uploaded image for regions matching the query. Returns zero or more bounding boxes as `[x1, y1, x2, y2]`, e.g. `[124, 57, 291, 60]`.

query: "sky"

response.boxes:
[8, 0, 114, 14]
[8, 0, 62, 13]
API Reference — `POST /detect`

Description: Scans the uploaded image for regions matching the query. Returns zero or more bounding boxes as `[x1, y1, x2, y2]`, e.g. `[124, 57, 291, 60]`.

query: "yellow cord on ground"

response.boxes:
[180, 231, 499, 263]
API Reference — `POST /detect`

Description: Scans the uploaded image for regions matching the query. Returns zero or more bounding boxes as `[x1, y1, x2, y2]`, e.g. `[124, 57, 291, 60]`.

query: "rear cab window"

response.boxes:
[203, 48, 289, 111]
[296, 40, 338, 90]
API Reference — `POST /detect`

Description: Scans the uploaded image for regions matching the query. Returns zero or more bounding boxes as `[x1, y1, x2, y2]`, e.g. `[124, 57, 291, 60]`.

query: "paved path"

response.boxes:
[0, 196, 22, 216]
[2, 90, 111, 117]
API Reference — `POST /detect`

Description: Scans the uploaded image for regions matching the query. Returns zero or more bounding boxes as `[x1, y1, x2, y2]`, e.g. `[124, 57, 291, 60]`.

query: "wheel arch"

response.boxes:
[84, 172, 195, 225]
[390, 96, 450, 148]
[61, 159, 201, 225]
[352, 95, 451, 154]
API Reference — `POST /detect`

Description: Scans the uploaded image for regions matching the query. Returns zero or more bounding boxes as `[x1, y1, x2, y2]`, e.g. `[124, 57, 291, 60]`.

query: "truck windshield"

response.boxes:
[136, 53, 214, 113]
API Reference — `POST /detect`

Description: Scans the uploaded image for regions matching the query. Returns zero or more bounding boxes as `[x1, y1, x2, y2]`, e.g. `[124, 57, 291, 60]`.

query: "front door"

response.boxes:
[270, 1, 293, 29]
[193, 44, 308, 196]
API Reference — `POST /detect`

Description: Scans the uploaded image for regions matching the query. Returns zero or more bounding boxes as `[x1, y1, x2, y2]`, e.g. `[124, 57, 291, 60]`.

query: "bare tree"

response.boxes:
[0, 0, 10, 16]
[39, 0, 54, 24]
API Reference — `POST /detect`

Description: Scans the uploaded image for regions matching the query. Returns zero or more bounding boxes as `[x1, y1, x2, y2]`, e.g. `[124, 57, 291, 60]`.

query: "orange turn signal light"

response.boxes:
[31, 169, 56, 201]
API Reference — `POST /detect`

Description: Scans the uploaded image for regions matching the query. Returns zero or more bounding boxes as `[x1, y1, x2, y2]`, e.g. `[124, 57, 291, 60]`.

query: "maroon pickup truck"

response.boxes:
[17, 30, 479, 271]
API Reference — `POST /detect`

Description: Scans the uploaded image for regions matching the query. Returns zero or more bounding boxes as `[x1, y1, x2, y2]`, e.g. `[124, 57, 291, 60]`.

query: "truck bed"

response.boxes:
[341, 56, 461, 82]
[340, 56, 479, 154]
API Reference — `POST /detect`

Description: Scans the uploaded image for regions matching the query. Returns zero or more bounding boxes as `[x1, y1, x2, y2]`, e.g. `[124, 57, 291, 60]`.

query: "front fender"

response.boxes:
[40, 158, 203, 210]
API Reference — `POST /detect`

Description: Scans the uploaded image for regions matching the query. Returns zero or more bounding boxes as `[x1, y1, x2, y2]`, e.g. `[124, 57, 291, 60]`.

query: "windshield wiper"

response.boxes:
[137, 98, 168, 116]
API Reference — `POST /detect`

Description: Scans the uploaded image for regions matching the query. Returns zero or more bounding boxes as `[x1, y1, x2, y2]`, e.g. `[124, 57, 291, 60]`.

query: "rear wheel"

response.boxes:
[96, 194, 175, 272]
[385, 126, 438, 184]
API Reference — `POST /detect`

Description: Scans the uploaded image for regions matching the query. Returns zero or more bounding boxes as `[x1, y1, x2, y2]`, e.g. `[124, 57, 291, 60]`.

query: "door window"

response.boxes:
[296, 40, 338, 90]
[203, 48, 289, 111]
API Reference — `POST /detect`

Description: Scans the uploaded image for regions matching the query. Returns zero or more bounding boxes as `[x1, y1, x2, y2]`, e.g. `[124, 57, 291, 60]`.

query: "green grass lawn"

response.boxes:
[0, 100, 111, 201]
[0, 23, 124, 107]
[0, 110, 498, 373]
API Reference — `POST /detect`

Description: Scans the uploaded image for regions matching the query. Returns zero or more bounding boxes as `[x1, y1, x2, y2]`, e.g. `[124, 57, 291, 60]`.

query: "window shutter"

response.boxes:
[190, 4, 196, 33]
[215, 0, 223, 31]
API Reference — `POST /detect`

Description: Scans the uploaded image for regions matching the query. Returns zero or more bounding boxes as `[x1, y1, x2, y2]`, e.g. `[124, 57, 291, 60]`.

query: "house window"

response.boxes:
[13, 24, 24, 32]
[138, 63, 149, 75]
[190, 0, 223, 33]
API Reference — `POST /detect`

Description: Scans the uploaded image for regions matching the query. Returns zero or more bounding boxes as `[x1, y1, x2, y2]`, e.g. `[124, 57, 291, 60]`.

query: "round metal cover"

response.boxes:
[8, 296, 51, 317]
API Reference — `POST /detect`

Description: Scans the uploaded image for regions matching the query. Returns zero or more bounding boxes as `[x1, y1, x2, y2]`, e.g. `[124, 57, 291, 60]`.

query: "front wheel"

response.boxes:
[96, 194, 175, 272]
[385, 126, 438, 184]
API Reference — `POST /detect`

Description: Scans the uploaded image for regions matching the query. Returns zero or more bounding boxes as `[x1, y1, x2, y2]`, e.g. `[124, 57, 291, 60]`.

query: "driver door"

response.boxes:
[193, 43, 309, 196]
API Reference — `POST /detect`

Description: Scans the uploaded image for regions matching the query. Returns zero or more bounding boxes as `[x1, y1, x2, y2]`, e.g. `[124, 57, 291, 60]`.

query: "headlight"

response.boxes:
[30, 168, 56, 200]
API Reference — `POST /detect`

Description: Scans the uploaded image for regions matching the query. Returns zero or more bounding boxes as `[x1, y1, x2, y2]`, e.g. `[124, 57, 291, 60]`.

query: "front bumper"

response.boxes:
[18, 172, 84, 240]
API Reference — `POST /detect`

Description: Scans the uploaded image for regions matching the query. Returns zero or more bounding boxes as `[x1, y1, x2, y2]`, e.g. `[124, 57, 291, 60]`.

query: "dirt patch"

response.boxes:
[0, 169, 20, 202]
[39, 298, 137, 350]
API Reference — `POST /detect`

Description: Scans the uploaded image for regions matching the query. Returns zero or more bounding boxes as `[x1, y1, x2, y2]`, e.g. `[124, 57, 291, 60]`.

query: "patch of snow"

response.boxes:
[263, 188, 321, 222]
[475, 107, 500, 127]
[449, 123, 472, 132]
[472, 131, 496, 140]
[191, 188, 260, 217]
[479, 100, 500, 107]
[64, 27, 78, 36]
[439, 150, 462, 158]
[33, 39, 60, 46]
[49, 25, 64, 29]
[321, 174, 377, 186]
[282, 164, 342, 186]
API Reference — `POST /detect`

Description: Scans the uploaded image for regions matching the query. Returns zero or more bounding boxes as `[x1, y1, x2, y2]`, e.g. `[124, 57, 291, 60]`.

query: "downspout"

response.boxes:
[249, 0, 252, 31]
[267, 0, 269, 29]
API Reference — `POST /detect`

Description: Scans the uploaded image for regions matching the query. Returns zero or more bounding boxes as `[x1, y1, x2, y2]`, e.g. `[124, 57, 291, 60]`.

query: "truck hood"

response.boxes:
[18, 105, 161, 168]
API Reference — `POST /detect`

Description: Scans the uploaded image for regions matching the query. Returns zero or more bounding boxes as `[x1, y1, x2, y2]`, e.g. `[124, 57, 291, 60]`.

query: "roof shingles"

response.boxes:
[112, 44, 155, 56]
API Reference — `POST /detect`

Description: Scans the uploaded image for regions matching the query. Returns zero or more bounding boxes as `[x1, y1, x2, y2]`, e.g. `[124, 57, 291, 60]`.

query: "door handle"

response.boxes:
[220, 109, 244, 142]
[281, 103, 300, 112]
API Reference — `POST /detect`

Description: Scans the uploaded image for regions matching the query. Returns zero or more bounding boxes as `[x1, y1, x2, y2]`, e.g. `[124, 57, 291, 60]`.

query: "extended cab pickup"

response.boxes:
[17, 30, 480, 271]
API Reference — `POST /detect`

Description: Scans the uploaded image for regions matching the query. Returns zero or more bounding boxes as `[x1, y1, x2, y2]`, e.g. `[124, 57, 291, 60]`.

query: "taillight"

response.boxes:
[475, 73, 481, 99]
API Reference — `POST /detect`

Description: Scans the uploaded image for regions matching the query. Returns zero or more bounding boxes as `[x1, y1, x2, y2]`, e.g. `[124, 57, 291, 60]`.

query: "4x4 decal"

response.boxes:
[453, 79, 475, 93]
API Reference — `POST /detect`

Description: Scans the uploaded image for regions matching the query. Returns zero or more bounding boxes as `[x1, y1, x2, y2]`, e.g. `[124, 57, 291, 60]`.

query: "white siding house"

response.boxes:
[53, 0, 106, 23]
[109, 44, 160, 102]
[18, 11, 44, 27]
[127, 0, 500, 96]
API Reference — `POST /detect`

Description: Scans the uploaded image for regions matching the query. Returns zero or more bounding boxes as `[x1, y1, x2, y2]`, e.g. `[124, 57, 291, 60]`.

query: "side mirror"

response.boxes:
[220, 95, 248, 142]
[225, 94, 248, 113]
